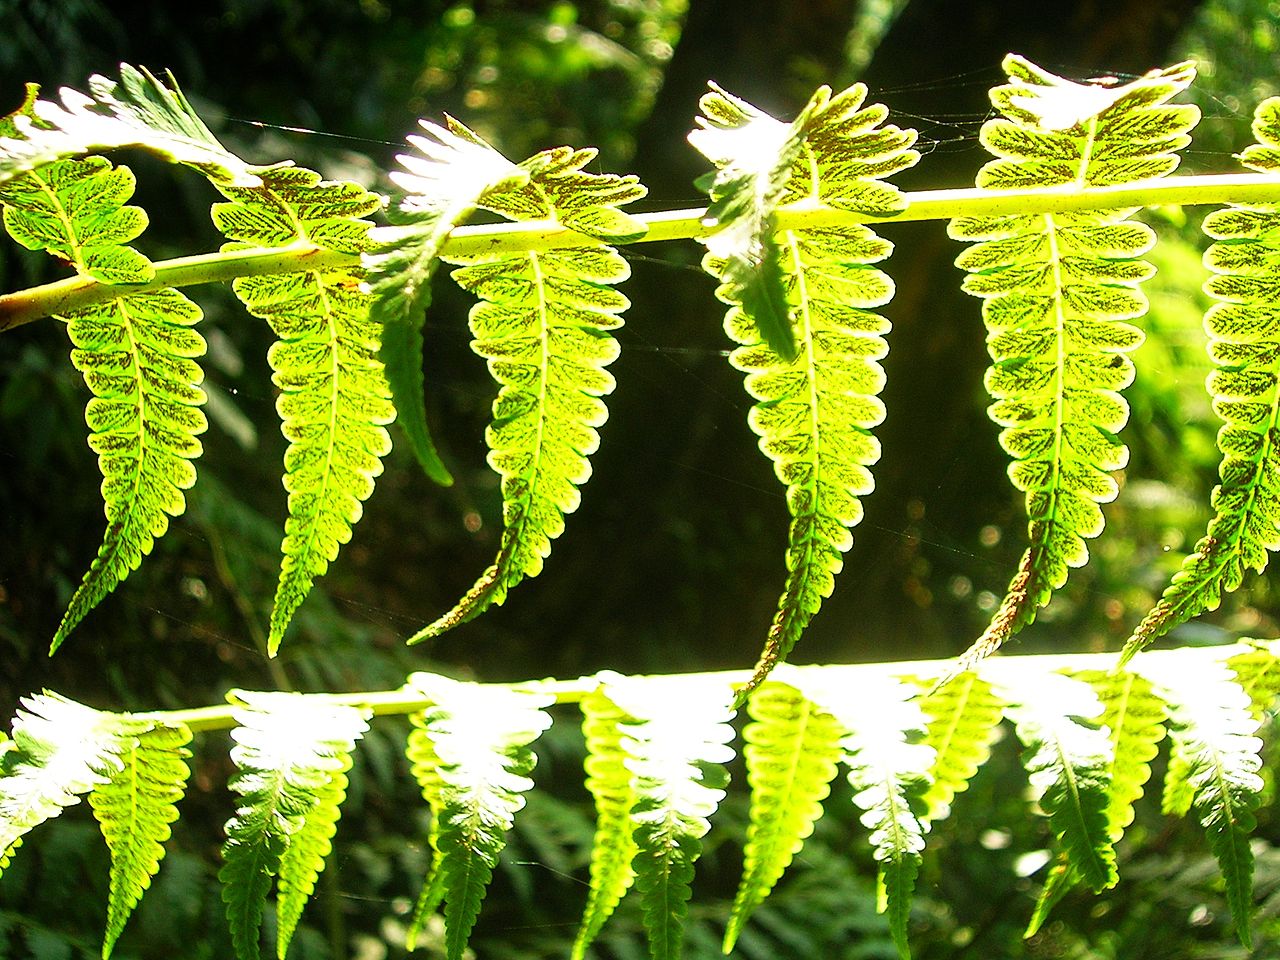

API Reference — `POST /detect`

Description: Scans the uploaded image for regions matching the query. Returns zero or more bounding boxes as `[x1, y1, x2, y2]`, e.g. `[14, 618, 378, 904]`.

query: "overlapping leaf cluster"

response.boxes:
[0, 66, 411, 653]
[2, 643, 1279, 960]
[575, 676, 737, 960]
[368, 116, 527, 484]
[0, 64, 259, 187]
[950, 56, 1199, 668]
[403, 675, 553, 960]
[690, 81, 919, 695]
[0, 694, 191, 958]
[219, 693, 370, 960]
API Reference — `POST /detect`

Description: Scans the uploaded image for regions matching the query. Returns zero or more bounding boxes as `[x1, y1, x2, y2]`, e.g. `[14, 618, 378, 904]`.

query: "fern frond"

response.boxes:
[404, 673, 554, 960]
[691, 83, 918, 696]
[219, 693, 370, 960]
[916, 671, 1005, 824]
[1139, 656, 1265, 946]
[794, 669, 934, 960]
[409, 149, 646, 642]
[572, 687, 639, 960]
[603, 676, 736, 960]
[0, 694, 127, 873]
[1124, 98, 1280, 661]
[90, 720, 192, 959]
[950, 56, 1199, 669]
[1001, 670, 1115, 893]
[1024, 668, 1167, 935]
[212, 166, 392, 653]
[0, 149, 208, 651]
[368, 116, 527, 484]
[723, 679, 844, 954]
[0, 64, 258, 186]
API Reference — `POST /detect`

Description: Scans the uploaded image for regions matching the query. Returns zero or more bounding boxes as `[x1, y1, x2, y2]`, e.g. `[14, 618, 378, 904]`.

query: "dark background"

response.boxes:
[1, 1, 1278, 958]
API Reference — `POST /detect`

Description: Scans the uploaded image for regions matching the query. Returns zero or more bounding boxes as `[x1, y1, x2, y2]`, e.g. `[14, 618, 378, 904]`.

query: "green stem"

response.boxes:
[4, 173, 1280, 333]
[126, 639, 1272, 733]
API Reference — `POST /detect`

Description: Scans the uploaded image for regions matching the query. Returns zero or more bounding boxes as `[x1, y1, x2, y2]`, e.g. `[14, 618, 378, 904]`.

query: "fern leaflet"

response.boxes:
[794, 668, 934, 959]
[212, 165, 392, 653]
[949, 56, 1198, 669]
[0, 149, 208, 651]
[0, 64, 258, 186]
[90, 720, 192, 959]
[691, 82, 918, 696]
[218, 693, 369, 960]
[409, 147, 646, 642]
[404, 715, 448, 951]
[1124, 97, 1280, 661]
[0, 694, 126, 874]
[1024, 668, 1167, 934]
[1001, 670, 1114, 893]
[601, 675, 736, 960]
[368, 116, 527, 484]
[916, 670, 1005, 824]
[404, 673, 553, 960]
[572, 686, 639, 960]
[723, 679, 845, 954]
[1141, 656, 1266, 946]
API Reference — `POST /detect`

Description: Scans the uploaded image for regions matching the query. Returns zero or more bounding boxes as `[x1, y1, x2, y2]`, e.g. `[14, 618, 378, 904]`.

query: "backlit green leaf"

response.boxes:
[409, 147, 645, 642]
[693, 82, 918, 695]
[1123, 97, 1280, 662]
[404, 674, 553, 960]
[950, 56, 1198, 671]
[213, 165, 392, 654]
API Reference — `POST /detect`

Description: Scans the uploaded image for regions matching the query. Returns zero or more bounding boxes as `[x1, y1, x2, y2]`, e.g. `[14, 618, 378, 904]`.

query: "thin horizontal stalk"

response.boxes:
[143, 639, 1270, 732]
[3, 172, 1280, 333]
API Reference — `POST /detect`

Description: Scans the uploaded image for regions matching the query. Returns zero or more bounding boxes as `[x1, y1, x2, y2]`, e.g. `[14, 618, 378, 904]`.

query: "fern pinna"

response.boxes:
[0, 122, 210, 651]
[212, 165, 393, 653]
[1124, 96, 1280, 660]
[408, 144, 646, 643]
[403, 674, 553, 960]
[577, 675, 737, 960]
[219, 692, 369, 960]
[690, 82, 919, 695]
[949, 56, 1199, 669]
